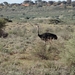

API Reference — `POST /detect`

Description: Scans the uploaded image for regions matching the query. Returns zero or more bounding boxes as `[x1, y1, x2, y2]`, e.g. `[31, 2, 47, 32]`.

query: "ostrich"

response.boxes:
[37, 25, 57, 42]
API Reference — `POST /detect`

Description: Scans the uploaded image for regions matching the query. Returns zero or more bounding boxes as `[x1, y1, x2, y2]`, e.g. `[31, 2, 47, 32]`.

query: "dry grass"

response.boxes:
[0, 5, 75, 75]
[0, 21, 75, 75]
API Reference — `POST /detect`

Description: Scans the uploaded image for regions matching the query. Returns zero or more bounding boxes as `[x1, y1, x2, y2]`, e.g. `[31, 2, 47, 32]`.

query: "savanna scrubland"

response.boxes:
[0, 5, 75, 75]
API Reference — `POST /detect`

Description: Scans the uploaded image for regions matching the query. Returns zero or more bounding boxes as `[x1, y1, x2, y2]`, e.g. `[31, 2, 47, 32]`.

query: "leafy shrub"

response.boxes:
[0, 18, 7, 28]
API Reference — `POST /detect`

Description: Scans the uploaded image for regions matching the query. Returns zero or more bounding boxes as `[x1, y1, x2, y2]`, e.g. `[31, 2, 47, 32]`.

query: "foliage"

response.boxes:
[0, 18, 7, 28]
[49, 19, 63, 24]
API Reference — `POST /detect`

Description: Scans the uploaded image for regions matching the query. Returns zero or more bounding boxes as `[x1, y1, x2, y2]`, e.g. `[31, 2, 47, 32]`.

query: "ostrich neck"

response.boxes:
[38, 26, 40, 36]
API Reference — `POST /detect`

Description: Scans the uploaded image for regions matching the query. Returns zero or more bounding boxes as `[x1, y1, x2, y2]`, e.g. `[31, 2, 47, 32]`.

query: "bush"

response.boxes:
[0, 18, 7, 28]
[49, 19, 63, 24]
[65, 34, 75, 66]
[0, 18, 8, 38]
[32, 41, 61, 60]
[32, 41, 48, 60]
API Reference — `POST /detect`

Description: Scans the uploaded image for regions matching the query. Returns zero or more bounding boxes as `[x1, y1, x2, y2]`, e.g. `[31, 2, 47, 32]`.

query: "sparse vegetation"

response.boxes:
[0, 3, 75, 75]
[49, 19, 63, 24]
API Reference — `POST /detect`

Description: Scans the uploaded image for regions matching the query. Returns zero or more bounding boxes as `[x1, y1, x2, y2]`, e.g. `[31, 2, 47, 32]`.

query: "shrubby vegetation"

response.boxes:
[0, 18, 6, 28]
[0, 1, 75, 75]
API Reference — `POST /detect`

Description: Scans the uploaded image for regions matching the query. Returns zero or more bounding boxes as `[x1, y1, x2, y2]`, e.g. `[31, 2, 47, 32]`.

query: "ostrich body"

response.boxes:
[38, 33, 57, 41]
[37, 25, 57, 42]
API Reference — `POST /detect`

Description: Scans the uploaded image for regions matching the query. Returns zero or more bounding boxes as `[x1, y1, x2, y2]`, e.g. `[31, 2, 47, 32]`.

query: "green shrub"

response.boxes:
[0, 18, 6, 28]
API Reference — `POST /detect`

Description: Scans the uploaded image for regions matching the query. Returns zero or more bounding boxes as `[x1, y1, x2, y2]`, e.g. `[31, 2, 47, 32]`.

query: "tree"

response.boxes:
[35, 0, 42, 7]
[22, 0, 34, 6]
[3, 2, 9, 6]
[62, 1, 67, 4]
[23, 0, 31, 4]
[57, 1, 61, 5]
[48, 1, 54, 5]
[42, 1, 47, 6]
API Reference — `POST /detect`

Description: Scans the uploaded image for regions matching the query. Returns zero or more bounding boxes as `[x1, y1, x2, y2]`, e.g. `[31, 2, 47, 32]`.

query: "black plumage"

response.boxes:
[37, 25, 57, 42]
